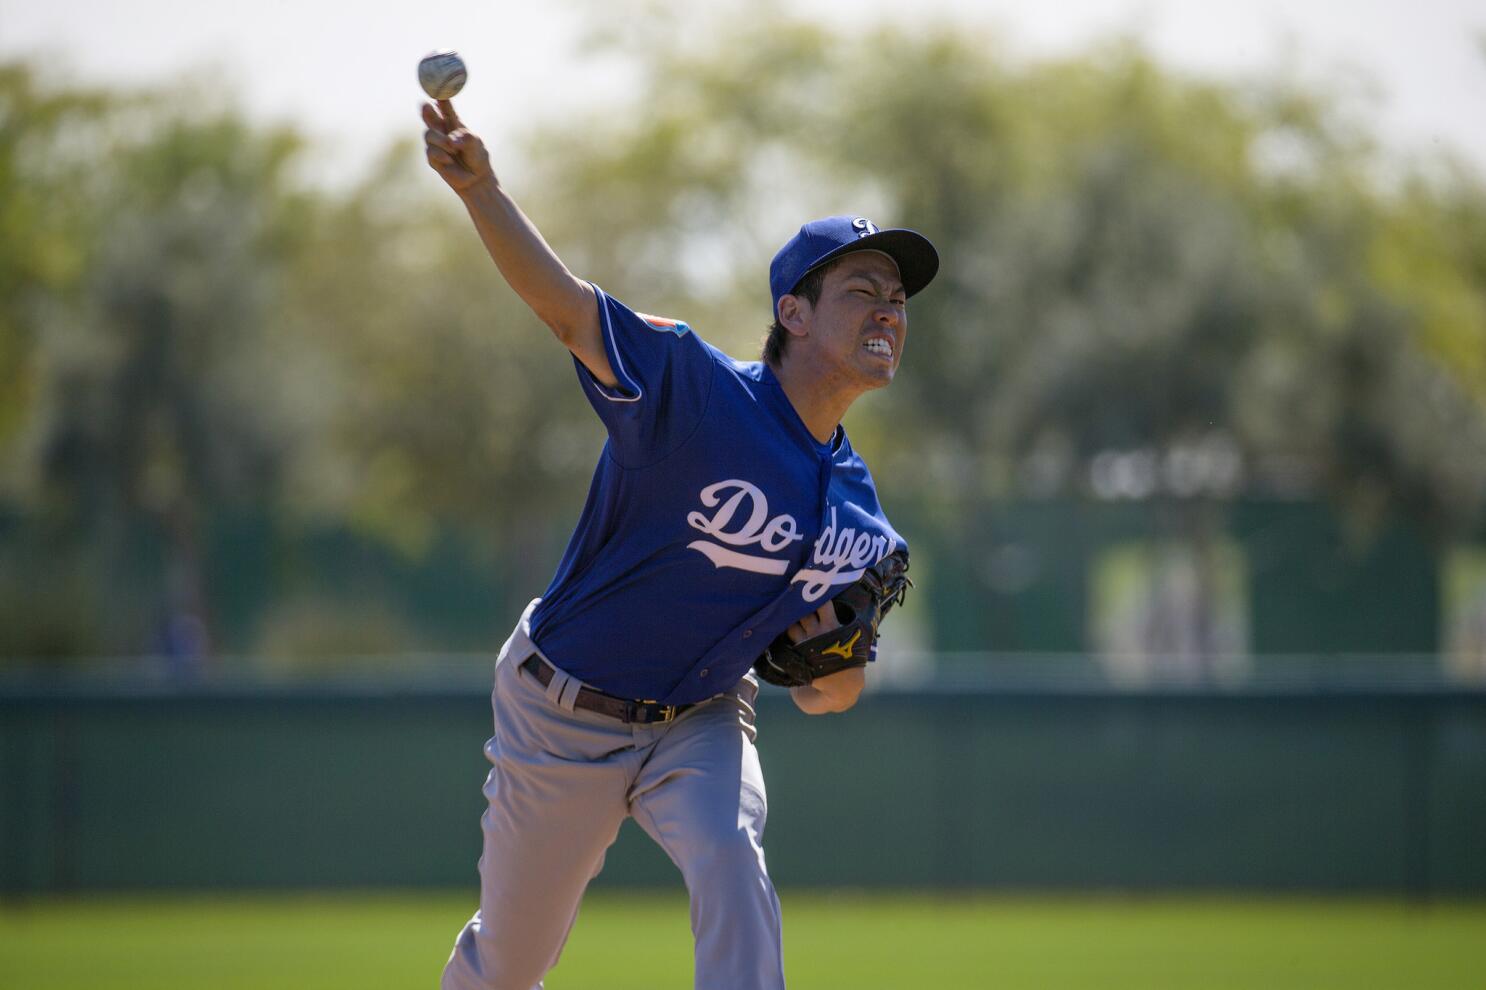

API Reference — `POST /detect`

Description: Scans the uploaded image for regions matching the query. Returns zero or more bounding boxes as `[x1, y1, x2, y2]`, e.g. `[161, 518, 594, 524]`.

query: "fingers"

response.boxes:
[424, 123, 462, 175]
[421, 105, 495, 191]
[787, 602, 839, 643]
[421, 99, 460, 137]
[438, 98, 462, 130]
[421, 101, 450, 133]
[423, 113, 471, 170]
[421, 100, 469, 141]
[424, 127, 455, 153]
[420, 99, 466, 135]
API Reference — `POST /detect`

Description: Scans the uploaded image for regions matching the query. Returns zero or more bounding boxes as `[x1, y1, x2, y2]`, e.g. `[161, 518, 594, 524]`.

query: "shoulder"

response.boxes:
[674, 338, 771, 393]
[717, 354, 769, 384]
[632, 309, 696, 339]
[597, 287, 701, 343]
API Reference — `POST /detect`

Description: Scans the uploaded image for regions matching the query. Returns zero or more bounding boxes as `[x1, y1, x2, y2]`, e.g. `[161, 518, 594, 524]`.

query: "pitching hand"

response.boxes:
[422, 100, 494, 193]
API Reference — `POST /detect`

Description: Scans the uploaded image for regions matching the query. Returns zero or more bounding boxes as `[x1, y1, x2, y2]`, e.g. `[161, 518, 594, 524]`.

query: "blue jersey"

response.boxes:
[528, 287, 906, 705]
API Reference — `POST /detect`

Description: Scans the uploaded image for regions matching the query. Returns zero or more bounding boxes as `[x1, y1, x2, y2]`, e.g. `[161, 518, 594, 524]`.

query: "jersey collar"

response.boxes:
[757, 360, 843, 457]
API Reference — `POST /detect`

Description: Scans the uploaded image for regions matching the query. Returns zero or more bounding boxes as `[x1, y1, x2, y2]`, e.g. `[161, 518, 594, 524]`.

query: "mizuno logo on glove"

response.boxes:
[822, 630, 862, 660]
[751, 549, 911, 689]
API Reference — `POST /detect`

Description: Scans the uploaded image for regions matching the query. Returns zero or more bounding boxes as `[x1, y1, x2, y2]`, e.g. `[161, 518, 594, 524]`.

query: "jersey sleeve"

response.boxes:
[573, 285, 715, 466]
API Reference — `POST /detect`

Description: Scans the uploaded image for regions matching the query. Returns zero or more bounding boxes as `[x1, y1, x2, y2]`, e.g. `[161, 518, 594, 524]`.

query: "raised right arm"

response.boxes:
[422, 100, 616, 387]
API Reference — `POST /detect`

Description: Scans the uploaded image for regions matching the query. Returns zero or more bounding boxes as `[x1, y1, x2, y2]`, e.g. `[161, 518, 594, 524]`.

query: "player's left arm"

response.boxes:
[786, 602, 867, 714]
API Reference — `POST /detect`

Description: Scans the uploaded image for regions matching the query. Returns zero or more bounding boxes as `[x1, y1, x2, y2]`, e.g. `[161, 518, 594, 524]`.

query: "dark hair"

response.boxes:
[763, 260, 835, 367]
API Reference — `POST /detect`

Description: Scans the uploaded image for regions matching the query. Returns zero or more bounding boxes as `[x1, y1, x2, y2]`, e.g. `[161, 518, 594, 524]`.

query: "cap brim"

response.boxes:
[799, 228, 940, 298]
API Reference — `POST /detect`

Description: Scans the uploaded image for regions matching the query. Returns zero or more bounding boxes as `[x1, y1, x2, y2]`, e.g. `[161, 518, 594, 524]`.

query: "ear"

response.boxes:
[777, 294, 812, 338]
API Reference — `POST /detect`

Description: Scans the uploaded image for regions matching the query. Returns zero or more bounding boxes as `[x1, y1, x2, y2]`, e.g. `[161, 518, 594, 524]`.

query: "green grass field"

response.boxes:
[1, 891, 1481, 989]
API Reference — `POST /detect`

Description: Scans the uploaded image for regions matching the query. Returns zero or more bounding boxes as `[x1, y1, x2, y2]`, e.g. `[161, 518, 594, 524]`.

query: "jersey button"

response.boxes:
[700, 669, 710, 678]
[742, 629, 753, 638]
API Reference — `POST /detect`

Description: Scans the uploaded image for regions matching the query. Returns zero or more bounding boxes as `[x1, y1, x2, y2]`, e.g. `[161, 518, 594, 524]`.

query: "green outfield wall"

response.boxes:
[2, 682, 1483, 896]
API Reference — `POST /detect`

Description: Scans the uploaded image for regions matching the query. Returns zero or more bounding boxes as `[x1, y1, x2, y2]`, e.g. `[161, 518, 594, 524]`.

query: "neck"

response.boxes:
[770, 355, 861, 444]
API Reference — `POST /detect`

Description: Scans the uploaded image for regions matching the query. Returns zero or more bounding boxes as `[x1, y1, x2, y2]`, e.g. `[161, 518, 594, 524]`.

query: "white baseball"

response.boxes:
[418, 50, 467, 100]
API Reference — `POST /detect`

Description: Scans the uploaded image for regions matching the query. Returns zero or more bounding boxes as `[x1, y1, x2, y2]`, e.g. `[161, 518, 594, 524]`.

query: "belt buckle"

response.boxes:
[641, 700, 678, 723]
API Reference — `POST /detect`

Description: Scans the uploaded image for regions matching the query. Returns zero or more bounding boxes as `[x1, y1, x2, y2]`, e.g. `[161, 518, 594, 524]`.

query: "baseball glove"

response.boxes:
[753, 550, 912, 687]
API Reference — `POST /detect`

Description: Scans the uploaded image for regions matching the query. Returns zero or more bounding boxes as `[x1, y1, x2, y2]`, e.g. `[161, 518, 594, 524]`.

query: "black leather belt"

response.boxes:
[519, 654, 692, 724]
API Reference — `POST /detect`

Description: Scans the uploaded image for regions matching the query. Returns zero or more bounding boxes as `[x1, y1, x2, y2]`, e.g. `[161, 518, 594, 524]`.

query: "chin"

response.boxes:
[855, 358, 896, 385]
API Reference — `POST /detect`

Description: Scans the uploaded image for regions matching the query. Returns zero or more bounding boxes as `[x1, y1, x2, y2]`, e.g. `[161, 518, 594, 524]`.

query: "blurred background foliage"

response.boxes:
[1, 10, 1484, 677]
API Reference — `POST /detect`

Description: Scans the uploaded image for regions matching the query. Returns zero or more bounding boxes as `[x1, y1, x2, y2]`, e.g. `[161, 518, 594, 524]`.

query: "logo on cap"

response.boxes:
[852, 217, 879, 238]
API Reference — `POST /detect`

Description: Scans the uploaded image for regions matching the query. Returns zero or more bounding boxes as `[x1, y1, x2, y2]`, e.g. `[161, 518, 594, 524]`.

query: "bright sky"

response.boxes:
[3, 0, 1484, 181]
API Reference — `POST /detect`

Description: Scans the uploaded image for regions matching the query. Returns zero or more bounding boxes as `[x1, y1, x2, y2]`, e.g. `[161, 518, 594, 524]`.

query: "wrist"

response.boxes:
[790, 684, 826, 715]
[457, 173, 501, 201]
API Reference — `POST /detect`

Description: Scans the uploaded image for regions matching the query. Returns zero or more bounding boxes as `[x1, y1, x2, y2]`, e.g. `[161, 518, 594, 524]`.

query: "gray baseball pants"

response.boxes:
[441, 601, 785, 990]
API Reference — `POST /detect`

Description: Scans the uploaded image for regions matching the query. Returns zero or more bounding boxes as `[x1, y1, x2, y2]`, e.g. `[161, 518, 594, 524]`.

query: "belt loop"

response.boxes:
[545, 667, 572, 709]
[557, 677, 582, 712]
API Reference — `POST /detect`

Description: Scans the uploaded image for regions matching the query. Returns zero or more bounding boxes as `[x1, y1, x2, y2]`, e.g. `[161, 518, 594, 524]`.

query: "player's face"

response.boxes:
[806, 251, 908, 389]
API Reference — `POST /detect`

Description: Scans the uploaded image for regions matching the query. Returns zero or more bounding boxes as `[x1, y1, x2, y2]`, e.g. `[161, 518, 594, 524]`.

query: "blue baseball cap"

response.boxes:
[769, 215, 939, 319]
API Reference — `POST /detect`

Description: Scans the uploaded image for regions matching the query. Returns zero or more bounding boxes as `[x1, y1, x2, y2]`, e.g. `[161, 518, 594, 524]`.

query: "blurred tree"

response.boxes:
[1, 71, 316, 660]
[0, 66, 613, 662]
[276, 145, 607, 600]
[0, 63, 111, 487]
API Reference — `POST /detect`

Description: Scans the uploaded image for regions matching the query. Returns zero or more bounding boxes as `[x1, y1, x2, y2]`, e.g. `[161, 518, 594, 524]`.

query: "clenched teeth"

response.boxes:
[865, 339, 893, 358]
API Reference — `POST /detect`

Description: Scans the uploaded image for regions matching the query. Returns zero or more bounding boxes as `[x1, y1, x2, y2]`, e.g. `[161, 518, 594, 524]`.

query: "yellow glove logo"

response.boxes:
[821, 630, 861, 661]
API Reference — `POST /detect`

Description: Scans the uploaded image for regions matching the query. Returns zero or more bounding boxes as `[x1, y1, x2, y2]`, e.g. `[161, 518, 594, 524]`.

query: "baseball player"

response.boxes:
[422, 97, 937, 990]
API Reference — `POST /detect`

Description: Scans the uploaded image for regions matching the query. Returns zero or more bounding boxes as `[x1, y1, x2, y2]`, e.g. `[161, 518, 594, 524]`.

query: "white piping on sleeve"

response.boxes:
[590, 284, 643, 404]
